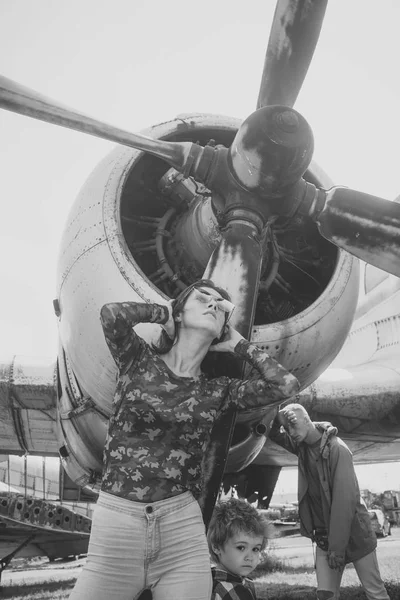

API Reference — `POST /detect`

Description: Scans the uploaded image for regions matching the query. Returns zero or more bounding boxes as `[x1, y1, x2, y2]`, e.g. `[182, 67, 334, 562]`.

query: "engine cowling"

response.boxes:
[55, 114, 360, 488]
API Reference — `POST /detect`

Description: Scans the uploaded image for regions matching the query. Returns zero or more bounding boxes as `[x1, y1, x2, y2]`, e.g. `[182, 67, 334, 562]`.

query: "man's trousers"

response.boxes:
[315, 546, 389, 600]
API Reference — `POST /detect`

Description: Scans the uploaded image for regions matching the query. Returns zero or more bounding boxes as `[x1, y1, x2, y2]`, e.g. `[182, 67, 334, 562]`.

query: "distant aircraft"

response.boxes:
[0, 0, 399, 563]
[0, 455, 92, 573]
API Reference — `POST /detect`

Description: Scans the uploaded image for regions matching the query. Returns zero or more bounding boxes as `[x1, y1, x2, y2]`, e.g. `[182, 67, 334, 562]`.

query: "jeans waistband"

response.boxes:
[97, 490, 196, 517]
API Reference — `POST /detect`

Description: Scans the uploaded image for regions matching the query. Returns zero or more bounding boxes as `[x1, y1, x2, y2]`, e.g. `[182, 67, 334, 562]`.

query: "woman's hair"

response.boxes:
[207, 497, 271, 563]
[153, 279, 231, 355]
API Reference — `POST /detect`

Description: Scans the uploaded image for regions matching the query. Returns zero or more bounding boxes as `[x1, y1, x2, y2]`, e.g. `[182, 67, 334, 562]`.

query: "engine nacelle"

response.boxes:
[55, 114, 360, 488]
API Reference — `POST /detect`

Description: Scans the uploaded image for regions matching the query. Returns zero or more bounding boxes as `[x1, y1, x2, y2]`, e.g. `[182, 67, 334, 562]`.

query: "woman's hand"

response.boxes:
[209, 324, 244, 353]
[162, 300, 175, 339]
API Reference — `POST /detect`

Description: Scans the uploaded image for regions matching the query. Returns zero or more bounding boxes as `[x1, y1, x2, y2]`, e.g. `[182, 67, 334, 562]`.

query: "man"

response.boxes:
[270, 403, 389, 600]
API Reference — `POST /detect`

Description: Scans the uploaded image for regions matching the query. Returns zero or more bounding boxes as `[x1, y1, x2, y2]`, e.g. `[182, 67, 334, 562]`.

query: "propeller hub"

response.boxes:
[274, 110, 299, 133]
[228, 105, 314, 198]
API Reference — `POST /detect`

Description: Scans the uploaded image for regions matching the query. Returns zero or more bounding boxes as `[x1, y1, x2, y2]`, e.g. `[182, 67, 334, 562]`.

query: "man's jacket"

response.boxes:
[270, 420, 377, 563]
[211, 566, 256, 600]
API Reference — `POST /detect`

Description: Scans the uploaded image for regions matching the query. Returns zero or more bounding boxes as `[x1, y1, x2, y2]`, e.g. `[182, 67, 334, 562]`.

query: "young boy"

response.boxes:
[207, 497, 270, 600]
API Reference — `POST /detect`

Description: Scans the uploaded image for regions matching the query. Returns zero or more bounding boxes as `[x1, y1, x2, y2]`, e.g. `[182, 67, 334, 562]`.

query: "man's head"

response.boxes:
[279, 403, 314, 444]
[207, 498, 270, 577]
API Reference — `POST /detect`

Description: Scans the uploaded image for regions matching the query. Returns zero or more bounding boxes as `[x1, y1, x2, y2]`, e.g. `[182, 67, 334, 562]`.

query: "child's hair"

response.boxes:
[207, 497, 271, 563]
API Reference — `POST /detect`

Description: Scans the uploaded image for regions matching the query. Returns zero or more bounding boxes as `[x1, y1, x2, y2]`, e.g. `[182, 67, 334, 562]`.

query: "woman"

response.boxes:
[69, 279, 299, 600]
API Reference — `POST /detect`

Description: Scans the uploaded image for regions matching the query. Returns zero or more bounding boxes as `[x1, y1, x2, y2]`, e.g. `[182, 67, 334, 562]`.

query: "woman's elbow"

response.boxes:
[100, 304, 110, 322]
[100, 303, 118, 329]
[278, 373, 300, 399]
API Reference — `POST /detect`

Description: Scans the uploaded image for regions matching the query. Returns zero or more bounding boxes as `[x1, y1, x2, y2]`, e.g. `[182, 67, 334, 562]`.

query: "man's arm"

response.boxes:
[327, 440, 358, 561]
[268, 408, 299, 456]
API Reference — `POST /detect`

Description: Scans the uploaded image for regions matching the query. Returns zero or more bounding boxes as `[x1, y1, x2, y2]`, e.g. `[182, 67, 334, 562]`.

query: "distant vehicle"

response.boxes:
[382, 490, 400, 525]
[281, 506, 299, 522]
[259, 508, 281, 521]
[258, 503, 299, 522]
[382, 490, 400, 510]
[368, 509, 391, 537]
[258, 507, 300, 538]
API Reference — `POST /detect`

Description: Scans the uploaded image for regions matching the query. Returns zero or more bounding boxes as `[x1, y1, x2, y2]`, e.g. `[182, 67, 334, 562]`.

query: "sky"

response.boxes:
[0, 1, 400, 490]
[1, 0, 400, 359]
[272, 462, 400, 502]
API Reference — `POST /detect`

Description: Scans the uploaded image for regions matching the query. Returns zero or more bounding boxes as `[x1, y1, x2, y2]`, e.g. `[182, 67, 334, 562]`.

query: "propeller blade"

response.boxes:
[314, 187, 400, 277]
[198, 221, 264, 527]
[257, 0, 328, 108]
[203, 224, 263, 338]
[0, 75, 198, 171]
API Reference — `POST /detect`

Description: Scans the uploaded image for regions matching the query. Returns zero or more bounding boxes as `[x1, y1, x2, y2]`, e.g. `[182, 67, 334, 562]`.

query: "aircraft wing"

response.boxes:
[255, 266, 400, 469]
[0, 356, 58, 455]
[0, 492, 90, 561]
[1, 268, 400, 466]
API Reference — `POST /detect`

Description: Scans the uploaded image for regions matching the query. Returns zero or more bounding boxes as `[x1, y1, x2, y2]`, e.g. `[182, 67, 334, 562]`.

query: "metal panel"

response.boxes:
[0, 357, 57, 454]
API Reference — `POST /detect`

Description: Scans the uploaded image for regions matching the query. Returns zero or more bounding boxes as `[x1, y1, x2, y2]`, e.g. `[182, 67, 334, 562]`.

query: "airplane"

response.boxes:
[0, 0, 400, 565]
[0, 455, 93, 572]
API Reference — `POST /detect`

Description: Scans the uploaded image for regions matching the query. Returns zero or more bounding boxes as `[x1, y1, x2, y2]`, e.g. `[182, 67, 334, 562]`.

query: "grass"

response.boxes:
[5, 566, 400, 600]
[255, 578, 400, 600]
[3, 546, 400, 599]
[0, 579, 76, 599]
[5, 575, 400, 600]
[253, 551, 400, 599]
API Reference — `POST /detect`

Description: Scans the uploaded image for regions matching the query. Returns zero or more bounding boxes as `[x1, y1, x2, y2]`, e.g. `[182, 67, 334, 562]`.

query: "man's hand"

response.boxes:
[327, 551, 345, 570]
[278, 407, 297, 427]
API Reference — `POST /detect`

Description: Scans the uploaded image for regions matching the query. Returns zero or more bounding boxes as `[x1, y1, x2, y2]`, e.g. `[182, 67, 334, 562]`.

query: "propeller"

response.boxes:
[3, 73, 400, 279]
[204, 224, 264, 339]
[257, 0, 328, 108]
[0, 75, 202, 176]
[198, 220, 264, 526]
[1, 0, 400, 524]
[309, 186, 400, 278]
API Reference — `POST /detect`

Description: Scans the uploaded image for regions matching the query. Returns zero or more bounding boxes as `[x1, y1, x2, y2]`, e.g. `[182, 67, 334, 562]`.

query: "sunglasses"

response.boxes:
[193, 288, 235, 317]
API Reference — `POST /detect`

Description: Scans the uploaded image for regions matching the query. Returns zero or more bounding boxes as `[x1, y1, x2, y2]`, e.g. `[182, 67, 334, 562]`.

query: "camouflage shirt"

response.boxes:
[100, 302, 298, 503]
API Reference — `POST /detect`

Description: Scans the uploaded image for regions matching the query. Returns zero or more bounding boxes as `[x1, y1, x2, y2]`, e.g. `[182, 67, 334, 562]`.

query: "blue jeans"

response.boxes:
[69, 490, 212, 600]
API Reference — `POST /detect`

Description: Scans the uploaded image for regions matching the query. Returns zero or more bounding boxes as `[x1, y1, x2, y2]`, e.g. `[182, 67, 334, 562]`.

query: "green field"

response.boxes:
[254, 552, 400, 599]
[5, 573, 400, 600]
[5, 541, 400, 600]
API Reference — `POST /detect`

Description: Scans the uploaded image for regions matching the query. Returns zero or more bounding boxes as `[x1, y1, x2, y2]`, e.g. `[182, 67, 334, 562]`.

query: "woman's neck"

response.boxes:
[160, 330, 212, 378]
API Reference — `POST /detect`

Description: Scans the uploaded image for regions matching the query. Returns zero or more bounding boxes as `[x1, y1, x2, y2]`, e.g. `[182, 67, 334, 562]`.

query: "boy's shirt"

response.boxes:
[211, 566, 257, 600]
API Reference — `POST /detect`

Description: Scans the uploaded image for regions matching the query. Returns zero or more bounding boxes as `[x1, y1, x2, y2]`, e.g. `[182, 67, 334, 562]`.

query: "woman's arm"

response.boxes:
[100, 302, 170, 367]
[225, 339, 299, 408]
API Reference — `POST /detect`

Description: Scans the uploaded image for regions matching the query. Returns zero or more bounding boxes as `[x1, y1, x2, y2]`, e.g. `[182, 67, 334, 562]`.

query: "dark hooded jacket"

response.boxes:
[270, 420, 377, 563]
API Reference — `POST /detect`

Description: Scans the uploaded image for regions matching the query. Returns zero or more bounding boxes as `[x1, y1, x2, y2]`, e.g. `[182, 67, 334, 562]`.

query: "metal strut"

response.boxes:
[0, 532, 36, 584]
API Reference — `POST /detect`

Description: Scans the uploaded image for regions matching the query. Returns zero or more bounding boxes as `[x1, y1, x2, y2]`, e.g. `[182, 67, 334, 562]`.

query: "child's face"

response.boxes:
[215, 531, 264, 578]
